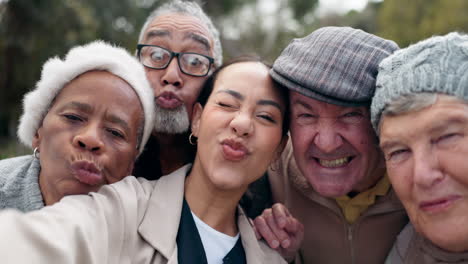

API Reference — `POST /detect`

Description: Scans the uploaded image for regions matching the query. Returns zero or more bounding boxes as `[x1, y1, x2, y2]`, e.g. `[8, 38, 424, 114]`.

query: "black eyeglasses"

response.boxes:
[137, 44, 214, 77]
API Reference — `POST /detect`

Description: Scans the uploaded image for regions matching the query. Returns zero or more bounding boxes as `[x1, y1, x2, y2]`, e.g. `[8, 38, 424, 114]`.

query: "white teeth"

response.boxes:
[318, 157, 349, 168]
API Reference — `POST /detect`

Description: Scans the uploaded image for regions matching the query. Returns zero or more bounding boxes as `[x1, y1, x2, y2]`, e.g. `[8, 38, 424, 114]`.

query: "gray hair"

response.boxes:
[138, 0, 222, 68]
[377, 93, 439, 134]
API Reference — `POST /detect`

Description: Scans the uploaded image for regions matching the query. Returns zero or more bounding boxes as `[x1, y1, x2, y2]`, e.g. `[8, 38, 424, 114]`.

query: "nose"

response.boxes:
[312, 120, 343, 153]
[412, 147, 443, 189]
[230, 112, 253, 137]
[160, 57, 183, 88]
[72, 125, 104, 153]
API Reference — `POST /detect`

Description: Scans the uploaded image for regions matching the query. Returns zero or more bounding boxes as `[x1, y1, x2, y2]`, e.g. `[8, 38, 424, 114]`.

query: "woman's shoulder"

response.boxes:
[0, 155, 37, 185]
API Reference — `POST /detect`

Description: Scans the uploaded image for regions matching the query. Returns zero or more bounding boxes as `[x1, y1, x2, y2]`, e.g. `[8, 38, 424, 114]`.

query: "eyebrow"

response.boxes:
[217, 89, 282, 111]
[379, 140, 400, 153]
[186, 32, 211, 52]
[58, 101, 131, 133]
[106, 114, 131, 134]
[144, 30, 211, 53]
[258, 99, 283, 112]
[292, 99, 313, 110]
[145, 29, 170, 41]
[58, 101, 92, 113]
[429, 116, 465, 134]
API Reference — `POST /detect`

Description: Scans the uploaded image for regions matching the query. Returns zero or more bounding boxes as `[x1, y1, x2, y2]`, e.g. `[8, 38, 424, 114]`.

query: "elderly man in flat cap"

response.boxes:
[253, 27, 408, 263]
[372, 32, 468, 263]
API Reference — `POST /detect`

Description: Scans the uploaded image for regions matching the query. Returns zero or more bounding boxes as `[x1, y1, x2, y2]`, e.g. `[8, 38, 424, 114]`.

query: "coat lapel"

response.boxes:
[137, 164, 192, 260]
[237, 207, 265, 263]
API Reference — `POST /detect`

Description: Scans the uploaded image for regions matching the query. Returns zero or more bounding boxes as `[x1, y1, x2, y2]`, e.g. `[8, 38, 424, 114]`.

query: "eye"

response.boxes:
[107, 128, 125, 139]
[63, 114, 83, 122]
[339, 111, 364, 124]
[217, 101, 233, 108]
[187, 56, 202, 67]
[150, 49, 167, 62]
[297, 113, 316, 119]
[257, 114, 276, 124]
[385, 148, 410, 164]
[434, 133, 462, 147]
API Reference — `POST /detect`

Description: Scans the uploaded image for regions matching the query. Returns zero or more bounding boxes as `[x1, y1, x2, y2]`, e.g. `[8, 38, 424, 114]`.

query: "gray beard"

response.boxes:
[153, 104, 190, 134]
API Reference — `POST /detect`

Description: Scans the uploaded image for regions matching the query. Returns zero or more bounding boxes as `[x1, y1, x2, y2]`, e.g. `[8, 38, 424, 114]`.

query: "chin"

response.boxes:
[310, 180, 352, 198]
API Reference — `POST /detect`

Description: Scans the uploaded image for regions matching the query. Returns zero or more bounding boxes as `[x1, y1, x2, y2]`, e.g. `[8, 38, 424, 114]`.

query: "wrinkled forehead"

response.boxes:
[289, 91, 369, 114]
[143, 13, 213, 53]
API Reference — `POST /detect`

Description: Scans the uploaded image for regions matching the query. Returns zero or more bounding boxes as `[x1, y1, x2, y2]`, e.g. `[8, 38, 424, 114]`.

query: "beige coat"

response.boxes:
[269, 140, 408, 264]
[0, 164, 285, 264]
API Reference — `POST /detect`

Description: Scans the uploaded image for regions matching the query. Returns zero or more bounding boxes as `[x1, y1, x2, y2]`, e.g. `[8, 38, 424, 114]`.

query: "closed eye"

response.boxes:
[258, 114, 276, 123]
[63, 114, 83, 122]
[107, 128, 125, 139]
[385, 148, 410, 163]
[217, 101, 234, 108]
[298, 113, 316, 118]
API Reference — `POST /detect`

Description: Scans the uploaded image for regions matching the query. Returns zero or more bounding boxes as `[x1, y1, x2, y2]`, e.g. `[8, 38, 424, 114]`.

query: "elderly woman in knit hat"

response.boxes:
[371, 32, 468, 263]
[0, 41, 155, 212]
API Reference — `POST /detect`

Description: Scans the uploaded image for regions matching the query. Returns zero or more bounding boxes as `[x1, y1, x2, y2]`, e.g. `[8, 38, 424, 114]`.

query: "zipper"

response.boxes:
[348, 225, 355, 264]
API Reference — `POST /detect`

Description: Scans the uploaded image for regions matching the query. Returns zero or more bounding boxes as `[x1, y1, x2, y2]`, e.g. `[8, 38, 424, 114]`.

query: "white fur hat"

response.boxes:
[17, 40, 155, 156]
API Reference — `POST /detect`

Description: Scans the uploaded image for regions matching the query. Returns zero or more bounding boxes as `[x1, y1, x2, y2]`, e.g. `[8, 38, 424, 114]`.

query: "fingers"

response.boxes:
[254, 212, 281, 249]
[249, 217, 262, 240]
[272, 203, 290, 229]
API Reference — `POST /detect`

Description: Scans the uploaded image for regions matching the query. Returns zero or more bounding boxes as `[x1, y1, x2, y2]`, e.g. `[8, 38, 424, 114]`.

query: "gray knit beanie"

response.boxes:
[371, 32, 468, 131]
[270, 26, 399, 107]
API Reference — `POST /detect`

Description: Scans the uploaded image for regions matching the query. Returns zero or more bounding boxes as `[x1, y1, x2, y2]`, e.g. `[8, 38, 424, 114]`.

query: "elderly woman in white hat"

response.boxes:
[0, 41, 155, 212]
[371, 32, 468, 263]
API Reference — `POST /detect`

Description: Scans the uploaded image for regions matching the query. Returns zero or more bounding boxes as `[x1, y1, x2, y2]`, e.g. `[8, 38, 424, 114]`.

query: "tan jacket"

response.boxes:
[0, 164, 285, 264]
[269, 141, 408, 264]
[386, 223, 468, 263]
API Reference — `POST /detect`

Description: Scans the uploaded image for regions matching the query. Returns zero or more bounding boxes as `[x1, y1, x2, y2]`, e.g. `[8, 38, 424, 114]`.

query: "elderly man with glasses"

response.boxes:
[132, 0, 222, 180]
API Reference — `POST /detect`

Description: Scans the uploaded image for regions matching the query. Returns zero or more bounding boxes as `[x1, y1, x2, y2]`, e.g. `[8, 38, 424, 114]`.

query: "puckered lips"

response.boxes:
[221, 138, 249, 162]
[156, 91, 183, 109]
[419, 195, 462, 214]
[71, 160, 103, 186]
[314, 156, 355, 168]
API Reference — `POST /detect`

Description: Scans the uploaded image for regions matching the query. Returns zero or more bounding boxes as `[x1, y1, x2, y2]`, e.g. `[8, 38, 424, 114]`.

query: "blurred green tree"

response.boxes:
[377, 0, 468, 47]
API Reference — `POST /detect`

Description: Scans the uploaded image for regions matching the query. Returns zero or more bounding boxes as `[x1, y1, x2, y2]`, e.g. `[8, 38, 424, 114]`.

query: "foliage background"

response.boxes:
[1, 0, 467, 157]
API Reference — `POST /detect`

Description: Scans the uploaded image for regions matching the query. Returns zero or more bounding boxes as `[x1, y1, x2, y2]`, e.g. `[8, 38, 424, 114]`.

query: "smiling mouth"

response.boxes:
[419, 195, 462, 213]
[315, 157, 353, 168]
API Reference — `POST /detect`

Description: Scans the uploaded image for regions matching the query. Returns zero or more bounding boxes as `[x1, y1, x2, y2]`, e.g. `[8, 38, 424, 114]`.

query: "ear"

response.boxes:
[190, 103, 203, 137]
[32, 127, 43, 149]
[273, 134, 289, 162]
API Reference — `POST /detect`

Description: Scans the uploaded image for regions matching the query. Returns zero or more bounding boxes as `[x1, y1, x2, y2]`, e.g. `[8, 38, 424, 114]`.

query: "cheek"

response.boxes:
[290, 125, 312, 152]
[388, 169, 413, 203]
[145, 71, 161, 92]
[106, 148, 136, 180]
[440, 153, 468, 186]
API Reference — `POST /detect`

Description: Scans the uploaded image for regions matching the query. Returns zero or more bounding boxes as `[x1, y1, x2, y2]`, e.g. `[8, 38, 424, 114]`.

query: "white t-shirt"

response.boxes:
[192, 211, 240, 264]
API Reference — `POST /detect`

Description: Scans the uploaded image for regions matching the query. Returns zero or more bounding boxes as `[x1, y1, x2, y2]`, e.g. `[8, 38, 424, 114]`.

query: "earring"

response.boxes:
[189, 133, 198, 145]
[33, 147, 40, 159]
[269, 161, 280, 172]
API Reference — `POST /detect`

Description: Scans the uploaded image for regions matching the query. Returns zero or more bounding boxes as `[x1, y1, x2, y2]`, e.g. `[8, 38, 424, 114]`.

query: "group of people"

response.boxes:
[0, 0, 467, 263]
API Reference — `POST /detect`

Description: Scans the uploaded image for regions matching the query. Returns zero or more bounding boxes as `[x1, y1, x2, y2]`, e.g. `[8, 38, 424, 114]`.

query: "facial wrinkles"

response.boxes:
[144, 14, 213, 53]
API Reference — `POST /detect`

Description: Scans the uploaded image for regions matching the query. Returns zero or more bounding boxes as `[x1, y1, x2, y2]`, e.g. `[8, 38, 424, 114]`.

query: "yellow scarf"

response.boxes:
[335, 175, 390, 224]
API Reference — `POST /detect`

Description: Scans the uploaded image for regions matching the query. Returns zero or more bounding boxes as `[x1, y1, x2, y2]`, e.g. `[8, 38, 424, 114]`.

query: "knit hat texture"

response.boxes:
[371, 32, 468, 131]
[17, 40, 155, 156]
[270, 26, 399, 107]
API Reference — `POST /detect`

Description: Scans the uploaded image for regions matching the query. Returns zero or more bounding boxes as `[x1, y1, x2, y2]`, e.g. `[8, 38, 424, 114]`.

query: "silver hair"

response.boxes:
[377, 93, 438, 134]
[153, 104, 190, 134]
[138, 0, 222, 68]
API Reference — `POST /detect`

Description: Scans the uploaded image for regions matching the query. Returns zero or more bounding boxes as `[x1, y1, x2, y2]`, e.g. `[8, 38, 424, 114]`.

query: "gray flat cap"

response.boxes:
[270, 26, 399, 107]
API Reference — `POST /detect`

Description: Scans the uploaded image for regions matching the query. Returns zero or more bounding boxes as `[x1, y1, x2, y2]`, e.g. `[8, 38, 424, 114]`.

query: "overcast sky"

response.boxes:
[316, 0, 371, 15]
